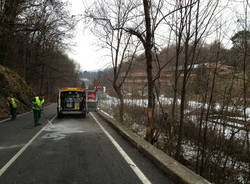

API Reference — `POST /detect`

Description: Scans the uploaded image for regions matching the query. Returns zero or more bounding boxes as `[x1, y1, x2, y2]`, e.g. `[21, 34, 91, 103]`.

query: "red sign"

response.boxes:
[96, 81, 104, 91]
[87, 91, 96, 100]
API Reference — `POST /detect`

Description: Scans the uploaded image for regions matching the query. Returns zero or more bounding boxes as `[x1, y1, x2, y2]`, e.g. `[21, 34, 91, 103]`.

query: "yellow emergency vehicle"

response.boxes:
[57, 87, 97, 118]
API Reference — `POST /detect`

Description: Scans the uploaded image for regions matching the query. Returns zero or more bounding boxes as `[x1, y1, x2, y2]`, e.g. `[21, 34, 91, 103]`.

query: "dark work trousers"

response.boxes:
[33, 109, 41, 126]
[10, 107, 17, 120]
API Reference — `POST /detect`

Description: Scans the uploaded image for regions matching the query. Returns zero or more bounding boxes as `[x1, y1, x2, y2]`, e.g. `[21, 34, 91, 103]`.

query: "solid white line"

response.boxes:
[0, 144, 25, 150]
[90, 113, 151, 184]
[0, 118, 10, 124]
[0, 111, 32, 124]
[0, 114, 57, 177]
[0, 104, 55, 124]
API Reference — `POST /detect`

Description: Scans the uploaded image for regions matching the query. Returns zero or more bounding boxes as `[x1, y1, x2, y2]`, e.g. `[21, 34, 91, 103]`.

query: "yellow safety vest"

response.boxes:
[11, 98, 17, 108]
[32, 96, 45, 110]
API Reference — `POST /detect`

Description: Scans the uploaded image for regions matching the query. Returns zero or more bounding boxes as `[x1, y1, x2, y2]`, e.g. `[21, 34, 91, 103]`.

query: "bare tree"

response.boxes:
[86, 0, 140, 122]
[164, 0, 220, 161]
[231, 0, 250, 179]
[0, 0, 79, 98]
[87, 0, 205, 143]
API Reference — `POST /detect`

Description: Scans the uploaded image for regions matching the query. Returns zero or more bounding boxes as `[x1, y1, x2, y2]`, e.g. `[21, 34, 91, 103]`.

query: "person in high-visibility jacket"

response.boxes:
[31, 95, 45, 126]
[7, 96, 18, 120]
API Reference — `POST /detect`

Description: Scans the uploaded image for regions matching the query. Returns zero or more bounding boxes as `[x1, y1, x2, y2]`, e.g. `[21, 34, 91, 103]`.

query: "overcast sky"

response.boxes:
[65, 0, 247, 71]
[66, 0, 110, 71]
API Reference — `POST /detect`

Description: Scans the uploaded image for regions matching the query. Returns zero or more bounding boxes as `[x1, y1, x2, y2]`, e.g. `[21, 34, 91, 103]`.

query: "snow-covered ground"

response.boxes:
[99, 94, 249, 183]
[103, 94, 250, 117]
[100, 94, 250, 140]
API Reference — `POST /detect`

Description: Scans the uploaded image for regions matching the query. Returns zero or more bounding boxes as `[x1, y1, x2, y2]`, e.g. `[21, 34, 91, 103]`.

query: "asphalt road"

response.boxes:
[0, 104, 173, 184]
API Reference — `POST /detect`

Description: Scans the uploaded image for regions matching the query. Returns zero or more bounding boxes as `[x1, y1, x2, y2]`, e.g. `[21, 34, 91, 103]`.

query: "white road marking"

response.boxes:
[0, 114, 57, 177]
[0, 118, 10, 124]
[90, 113, 152, 184]
[0, 144, 25, 150]
[42, 115, 57, 131]
[0, 111, 32, 124]
[0, 106, 56, 124]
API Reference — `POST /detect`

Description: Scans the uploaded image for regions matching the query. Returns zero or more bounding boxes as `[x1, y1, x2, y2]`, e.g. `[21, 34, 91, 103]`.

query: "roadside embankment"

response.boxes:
[97, 110, 211, 184]
[0, 65, 35, 120]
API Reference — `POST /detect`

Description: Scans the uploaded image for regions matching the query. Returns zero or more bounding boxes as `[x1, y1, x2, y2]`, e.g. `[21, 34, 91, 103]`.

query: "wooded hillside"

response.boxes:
[0, 65, 34, 119]
[0, 0, 80, 100]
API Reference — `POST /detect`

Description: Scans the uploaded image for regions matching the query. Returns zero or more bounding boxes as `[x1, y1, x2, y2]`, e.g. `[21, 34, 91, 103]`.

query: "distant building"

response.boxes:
[120, 62, 232, 92]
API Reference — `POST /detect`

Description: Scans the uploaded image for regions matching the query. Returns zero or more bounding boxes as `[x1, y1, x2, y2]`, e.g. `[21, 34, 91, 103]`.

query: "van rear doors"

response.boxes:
[57, 88, 86, 118]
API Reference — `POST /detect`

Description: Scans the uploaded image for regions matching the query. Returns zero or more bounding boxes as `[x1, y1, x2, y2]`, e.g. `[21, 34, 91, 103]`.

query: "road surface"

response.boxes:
[0, 104, 173, 184]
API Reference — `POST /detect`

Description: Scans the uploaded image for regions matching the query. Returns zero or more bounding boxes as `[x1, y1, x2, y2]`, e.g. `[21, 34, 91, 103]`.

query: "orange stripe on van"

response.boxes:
[60, 88, 84, 92]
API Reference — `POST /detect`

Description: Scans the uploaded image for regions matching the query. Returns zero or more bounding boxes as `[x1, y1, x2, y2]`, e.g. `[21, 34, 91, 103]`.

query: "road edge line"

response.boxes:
[0, 118, 10, 124]
[0, 111, 33, 124]
[90, 112, 151, 184]
[0, 114, 57, 177]
[97, 110, 212, 184]
[0, 103, 55, 124]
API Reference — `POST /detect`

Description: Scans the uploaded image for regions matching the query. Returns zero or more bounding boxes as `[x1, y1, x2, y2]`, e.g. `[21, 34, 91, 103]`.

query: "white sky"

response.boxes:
[66, 0, 110, 71]
[65, 0, 247, 71]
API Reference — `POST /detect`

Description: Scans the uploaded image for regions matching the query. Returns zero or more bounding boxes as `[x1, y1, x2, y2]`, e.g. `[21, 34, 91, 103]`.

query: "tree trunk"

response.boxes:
[143, 0, 154, 143]
[242, 7, 250, 173]
[39, 64, 45, 95]
[113, 84, 124, 122]
[0, 0, 19, 66]
[119, 94, 124, 122]
[200, 56, 219, 176]
[175, 38, 189, 160]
